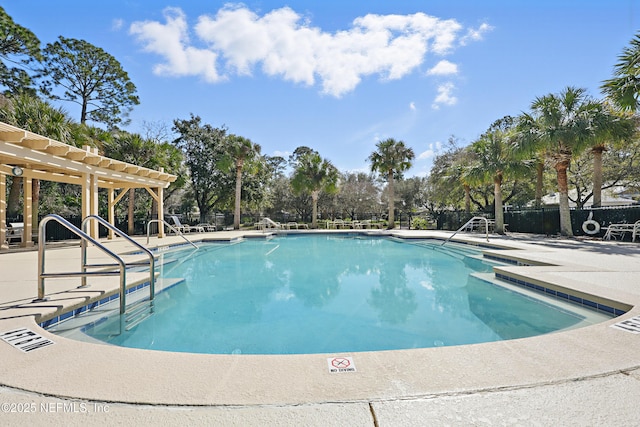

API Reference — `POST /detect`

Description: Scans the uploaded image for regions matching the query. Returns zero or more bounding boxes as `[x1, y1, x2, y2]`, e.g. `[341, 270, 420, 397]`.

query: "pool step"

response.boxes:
[125, 299, 154, 331]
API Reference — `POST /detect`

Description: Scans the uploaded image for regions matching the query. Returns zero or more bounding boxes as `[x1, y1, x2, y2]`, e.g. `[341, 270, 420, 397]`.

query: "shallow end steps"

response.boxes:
[490, 267, 631, 316]
[33, 271, 159, 324]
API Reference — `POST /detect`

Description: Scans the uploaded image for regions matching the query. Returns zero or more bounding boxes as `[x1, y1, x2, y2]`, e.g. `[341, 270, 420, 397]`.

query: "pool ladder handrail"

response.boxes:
[36, 214, 155, 316]
[82, 215, 156, 311]
[441, 216, 490, 246]
[146, 219, 198, 249]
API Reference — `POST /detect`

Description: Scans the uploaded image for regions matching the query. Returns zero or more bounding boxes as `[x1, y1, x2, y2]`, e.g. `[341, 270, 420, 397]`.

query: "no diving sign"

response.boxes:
[327, 356, 356, 373]
[1, 328, 55, 352]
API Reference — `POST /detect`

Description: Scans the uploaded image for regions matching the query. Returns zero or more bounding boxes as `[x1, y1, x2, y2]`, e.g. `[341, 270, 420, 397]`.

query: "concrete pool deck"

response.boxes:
[1, 229, 639, 425]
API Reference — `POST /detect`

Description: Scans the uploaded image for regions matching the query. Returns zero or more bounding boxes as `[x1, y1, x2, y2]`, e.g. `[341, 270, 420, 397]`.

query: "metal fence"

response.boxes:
[506, 206, 640, 238]
[7, 215, 150, 241]
[10, 205, 640, 241]
[436, 205, 640, 239]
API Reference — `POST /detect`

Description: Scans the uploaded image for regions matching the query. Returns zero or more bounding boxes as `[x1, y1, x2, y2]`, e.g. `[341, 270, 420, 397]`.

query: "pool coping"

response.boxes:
[1, 230, 640, 407]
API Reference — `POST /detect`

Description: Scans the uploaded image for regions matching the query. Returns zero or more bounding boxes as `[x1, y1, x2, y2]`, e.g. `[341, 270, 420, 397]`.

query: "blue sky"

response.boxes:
[4, 1, 639, 177]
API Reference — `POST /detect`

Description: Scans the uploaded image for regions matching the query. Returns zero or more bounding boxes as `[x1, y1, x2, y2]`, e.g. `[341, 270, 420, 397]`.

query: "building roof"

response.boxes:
[540, 188, 638, 208]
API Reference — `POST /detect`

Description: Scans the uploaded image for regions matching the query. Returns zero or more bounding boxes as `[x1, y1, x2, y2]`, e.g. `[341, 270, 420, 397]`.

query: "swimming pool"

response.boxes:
[55, 235, 612, 354]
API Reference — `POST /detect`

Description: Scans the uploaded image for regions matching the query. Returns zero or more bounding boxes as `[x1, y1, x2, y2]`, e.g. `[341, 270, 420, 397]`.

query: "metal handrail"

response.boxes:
[441, 216, 490, 246]
[146, 219, 198, 249]
[36, 214, 128, 314]
[82, 215, 156, 304]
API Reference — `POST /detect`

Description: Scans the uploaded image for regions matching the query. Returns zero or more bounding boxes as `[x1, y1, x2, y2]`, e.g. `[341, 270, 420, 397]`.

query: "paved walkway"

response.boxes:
[1, 230, 639, 426]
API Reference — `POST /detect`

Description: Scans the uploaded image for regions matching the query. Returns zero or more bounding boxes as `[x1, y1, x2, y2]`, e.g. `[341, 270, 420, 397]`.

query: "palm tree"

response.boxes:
[224, 134, 261, 229]
[517, 87, 605, 236]
[368, 138, 415, 229]
[450, 147, 477, 214]
[463, 117, 530, 234]
[601, 32, 640, 112]
[588, 103, 636, 207]
[290, 152, 338, 228]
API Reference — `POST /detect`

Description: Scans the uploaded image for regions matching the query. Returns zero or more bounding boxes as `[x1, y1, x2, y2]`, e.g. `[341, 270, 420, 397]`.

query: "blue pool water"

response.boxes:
[81, 235, 610, 354]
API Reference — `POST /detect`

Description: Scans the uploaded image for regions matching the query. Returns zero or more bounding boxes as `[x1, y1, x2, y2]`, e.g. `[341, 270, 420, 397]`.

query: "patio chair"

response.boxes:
[261, 217, 282, 230]
[168, 215, 203, 233]
[633, 220, 640, 242]
[196, 223, 217, 232]
[6, 222, 23, 244]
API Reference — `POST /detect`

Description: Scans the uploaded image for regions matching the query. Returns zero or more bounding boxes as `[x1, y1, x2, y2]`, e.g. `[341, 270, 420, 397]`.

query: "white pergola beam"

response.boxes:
[0, 121, 177, 244]
[0, 142, 172, 188]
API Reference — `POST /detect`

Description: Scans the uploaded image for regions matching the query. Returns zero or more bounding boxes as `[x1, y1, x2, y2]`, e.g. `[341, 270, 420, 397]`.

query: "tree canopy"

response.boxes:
[602, 31, 640, 111]
[291, 151, 339, 228]
[172, 115, 230, 223]
[39, 36, 139, 128]
[517, 87, 611, 236]
[0, 7, 41, 95]
[223, 134, 262, 229]
[368, 138, 415, 229]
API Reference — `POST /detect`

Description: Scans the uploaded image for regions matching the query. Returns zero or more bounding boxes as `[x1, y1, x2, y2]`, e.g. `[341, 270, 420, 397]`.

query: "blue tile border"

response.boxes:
[39, 278, 187, 330]
[495, 273, 627, 317]
[128, 238, 244, 256]
[483, 254, 542, 266]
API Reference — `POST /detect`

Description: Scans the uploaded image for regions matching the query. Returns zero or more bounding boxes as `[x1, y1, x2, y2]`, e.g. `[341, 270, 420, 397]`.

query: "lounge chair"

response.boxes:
[605, 219, 640, 241]
[196, 223, 217, 232]
[285, 222, 309, 229]
[333, 219, 345, 229]
[6, 222, 23, 244]
[261, 218, 282, 230]
[634, 220, 640, 242]
[167, 215, 204, 233]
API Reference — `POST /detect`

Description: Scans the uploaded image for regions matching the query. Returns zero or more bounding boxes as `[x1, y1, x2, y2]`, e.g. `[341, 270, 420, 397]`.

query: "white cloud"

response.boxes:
[112, 18, 124, 31]
[272, 150, 291, 158]
[130, 5, 489, 97]
[460, 23, 493, 46]
[418, 141, 443, 160]
[432, 82, 457, 109]
[427, 60, 458, 76]
[129, 7, 221, 82]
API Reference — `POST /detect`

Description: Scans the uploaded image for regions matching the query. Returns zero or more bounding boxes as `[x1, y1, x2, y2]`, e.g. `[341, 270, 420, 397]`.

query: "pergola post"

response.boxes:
[90, 173, 99, 238]
[81, 174, 90, 232]
[157, 185, 165, 239]
[107, 188, 115, 240]
[0, 173, 6, 249]
[22, 176, 33, 247]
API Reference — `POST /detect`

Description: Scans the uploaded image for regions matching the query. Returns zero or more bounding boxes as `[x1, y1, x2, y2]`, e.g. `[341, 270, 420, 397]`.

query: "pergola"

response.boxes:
[0, 121, 177, 249]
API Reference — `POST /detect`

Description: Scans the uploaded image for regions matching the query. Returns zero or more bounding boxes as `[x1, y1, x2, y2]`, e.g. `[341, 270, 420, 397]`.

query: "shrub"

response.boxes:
[411, 217, 429, 230]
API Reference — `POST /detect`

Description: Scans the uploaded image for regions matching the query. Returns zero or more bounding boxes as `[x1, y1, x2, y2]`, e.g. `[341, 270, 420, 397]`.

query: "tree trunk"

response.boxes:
[7, 177, 21, 217]
[555, 161, 573, 236]
[535, 161, 544, 209]
[494, 176, 505, 235]
[311, 191, 319, 229]
[464, 184, 471, 214]
[234, 161, 243, 230]
[81, 100, 87, 124]
[592, 146, 605, 208]
[387, 170, 395, 229]
[128, 188, 135, 235]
